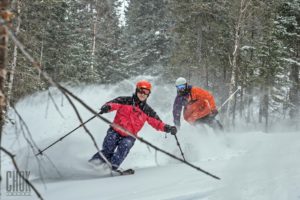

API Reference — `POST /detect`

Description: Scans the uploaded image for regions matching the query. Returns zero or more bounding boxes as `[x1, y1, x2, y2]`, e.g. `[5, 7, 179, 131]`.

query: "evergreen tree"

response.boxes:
[92, 0, 125, 83]
[123, 0, 173, 76]
[274, 0, 300, 122]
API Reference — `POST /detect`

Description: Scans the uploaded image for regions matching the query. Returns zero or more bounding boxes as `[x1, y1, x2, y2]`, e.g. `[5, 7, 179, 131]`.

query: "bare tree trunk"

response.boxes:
[7, 0, 21, 107]
[91, 20, 96, 71]
[38, 28, 44, 80]
[289, 64, 300, 120]
[233, 91, 237, 126]
[188, 68, 191, 82]
[259, 79, 270, 132]
[226, 0, 251, 127]
[246, 87, 253, 124]
[259, 93, 263, 123]
[239, 86, 244, 118]
[196, 22, 204, 84]
[204, 64, 208, 87]
[246, 27, 255, 124]
[264, 88, 270, 132]
[91, 1, 98, 71]
[0, 0, 11, 182]
[197, 25, 202, 66]
[0, 0, 11, 136]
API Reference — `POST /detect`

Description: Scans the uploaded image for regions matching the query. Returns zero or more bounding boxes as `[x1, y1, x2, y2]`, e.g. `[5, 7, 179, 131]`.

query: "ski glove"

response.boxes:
[99, 104, 111, 114]
[164, 125, 177, 135]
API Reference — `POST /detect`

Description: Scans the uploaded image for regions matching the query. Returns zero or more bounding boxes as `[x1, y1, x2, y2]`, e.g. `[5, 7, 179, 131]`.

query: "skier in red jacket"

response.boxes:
[89, 80, 177, 171]
[173, 77, 223, 130]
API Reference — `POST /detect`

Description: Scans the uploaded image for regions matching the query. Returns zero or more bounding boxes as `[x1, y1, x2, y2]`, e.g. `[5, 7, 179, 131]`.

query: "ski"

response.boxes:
[88, 159, 134, 176]
[114, 169, 135, 176]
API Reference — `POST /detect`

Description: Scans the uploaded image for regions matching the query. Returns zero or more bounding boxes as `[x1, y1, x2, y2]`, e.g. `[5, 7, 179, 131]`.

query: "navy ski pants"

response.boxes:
[91, 128, 135, 170]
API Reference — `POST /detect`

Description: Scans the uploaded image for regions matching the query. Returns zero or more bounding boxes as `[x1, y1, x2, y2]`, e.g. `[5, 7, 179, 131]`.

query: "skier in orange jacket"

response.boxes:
[172, 77, 223, 130]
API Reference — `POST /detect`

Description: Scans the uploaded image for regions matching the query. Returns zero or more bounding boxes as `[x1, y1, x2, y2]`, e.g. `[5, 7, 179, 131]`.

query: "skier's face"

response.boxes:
[176, 84, 188, 96]
[137, 88, 150, 101]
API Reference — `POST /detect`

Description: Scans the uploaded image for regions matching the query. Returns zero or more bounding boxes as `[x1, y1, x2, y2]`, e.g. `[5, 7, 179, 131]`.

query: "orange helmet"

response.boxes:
[136, 80, 152, 91]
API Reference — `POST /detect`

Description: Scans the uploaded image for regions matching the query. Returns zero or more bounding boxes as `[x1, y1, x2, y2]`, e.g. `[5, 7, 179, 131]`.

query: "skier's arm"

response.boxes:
[144, 106, 166, 132]
[173, 95, 183, 127]
[144, 105, 177, 134]
[147, 116, 177, 134]
[102, 97, 127, 113]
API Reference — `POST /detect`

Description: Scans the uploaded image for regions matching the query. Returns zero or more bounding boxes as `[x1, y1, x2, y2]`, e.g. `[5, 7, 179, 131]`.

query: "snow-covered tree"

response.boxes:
[123, 0, 173, 76]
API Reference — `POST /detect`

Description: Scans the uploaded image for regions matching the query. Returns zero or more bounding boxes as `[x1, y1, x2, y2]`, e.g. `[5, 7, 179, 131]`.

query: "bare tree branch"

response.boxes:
[7, 0, 21, 107]
[0, 147, 44, 200]
[11, 106, 53, 184]
[47, 90, 64, 119]
[12, 106, 41, 151]
[2, 23, 113, 171]
[62, 92, 113, 170]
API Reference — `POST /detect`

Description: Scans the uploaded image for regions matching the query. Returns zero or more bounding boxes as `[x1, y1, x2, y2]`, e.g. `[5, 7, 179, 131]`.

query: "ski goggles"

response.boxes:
[176, 84, 186, 91]
[137, 88, 151, 95]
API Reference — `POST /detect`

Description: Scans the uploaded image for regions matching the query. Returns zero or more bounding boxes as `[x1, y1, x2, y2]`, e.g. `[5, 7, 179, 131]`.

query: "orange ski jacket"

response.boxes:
[173, 86, 216, 125]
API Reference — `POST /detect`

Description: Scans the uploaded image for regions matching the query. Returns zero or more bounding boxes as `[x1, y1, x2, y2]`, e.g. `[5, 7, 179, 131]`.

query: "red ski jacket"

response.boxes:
[105, 95, 166, 137]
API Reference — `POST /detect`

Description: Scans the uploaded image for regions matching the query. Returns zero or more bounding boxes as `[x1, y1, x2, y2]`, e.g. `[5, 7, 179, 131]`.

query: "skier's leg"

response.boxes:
[90, 128, 120, 162]
[194, 115, 211, 125]
[206, 117, 224, 132]
[110, 136, 135, 170]
[194, 117, 211, 132]
[195, 116, 223, 132]
[214, 119, 224, 131]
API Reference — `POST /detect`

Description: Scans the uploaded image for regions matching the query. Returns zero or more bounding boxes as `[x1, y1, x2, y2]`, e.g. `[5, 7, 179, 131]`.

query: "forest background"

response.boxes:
[3, 0, 300, 132]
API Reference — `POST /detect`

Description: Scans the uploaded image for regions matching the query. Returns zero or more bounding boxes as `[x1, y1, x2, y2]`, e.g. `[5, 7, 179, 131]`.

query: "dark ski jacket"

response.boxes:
[104, 95, 166, 137]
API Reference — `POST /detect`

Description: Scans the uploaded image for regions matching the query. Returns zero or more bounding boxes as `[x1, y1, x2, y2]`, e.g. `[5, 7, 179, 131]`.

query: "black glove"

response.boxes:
[99, 104, 111, 114]
[164, 125, 177, 135]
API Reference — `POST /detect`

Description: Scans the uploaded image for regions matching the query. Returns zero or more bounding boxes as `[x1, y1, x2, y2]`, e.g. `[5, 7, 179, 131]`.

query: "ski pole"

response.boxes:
[35, 112, 100, 156]
[218, 86, 241, 112]
[174, 135, 186, 161]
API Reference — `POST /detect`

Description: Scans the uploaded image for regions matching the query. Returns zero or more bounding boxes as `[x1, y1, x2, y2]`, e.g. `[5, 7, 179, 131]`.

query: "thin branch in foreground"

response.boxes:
[0, 147, 44, 200]
[39, 154, 63, 179]
[47, 90, 64, 119]
[63, 92, 99, 151]
[4, 21, 109, 167]
[45, 90, 50, 118]
[10, 107, 49, 184]
[12, 106, 63, 183]
[60, 92, 113, 170]
[12, 106, 41, 151]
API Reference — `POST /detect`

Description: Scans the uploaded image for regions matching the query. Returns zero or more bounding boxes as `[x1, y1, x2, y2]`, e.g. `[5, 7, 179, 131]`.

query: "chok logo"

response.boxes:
[6, 171, 31, 196]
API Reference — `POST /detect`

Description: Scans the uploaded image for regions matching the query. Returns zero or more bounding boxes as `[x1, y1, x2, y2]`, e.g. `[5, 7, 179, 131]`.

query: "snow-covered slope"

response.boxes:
[1, 77, 300, 200]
